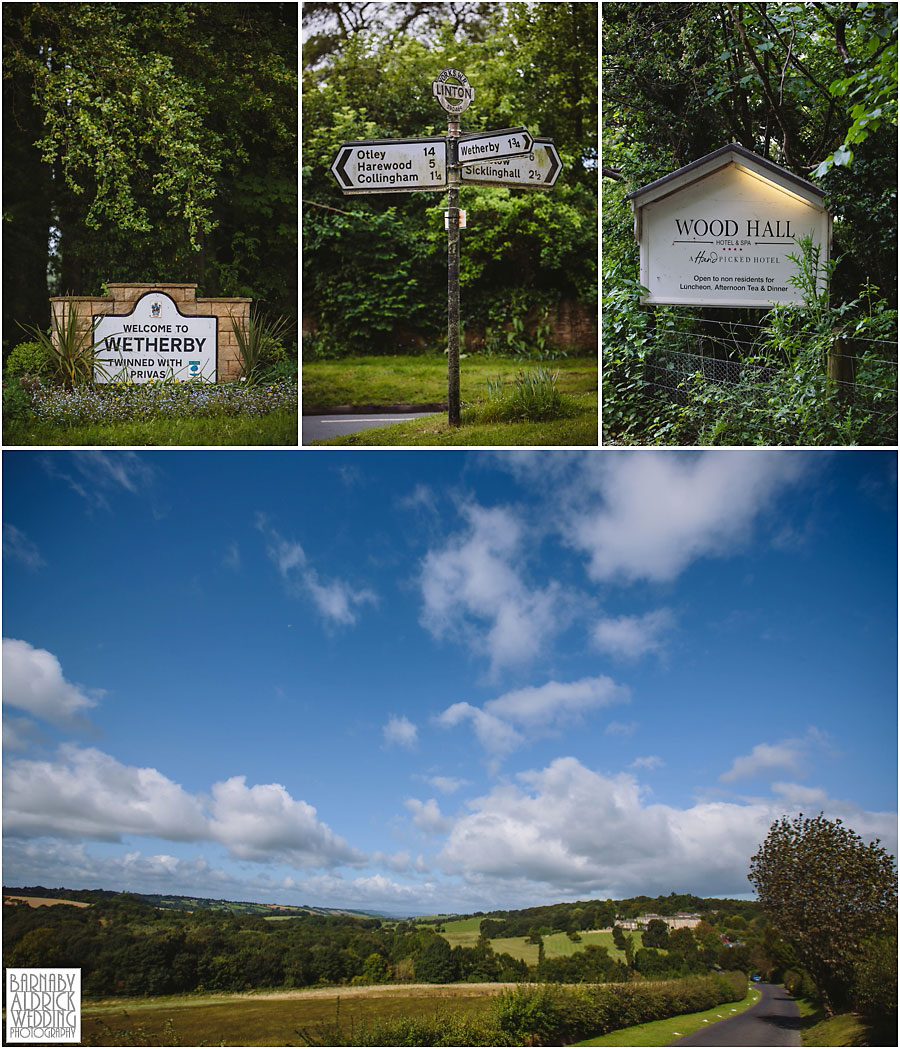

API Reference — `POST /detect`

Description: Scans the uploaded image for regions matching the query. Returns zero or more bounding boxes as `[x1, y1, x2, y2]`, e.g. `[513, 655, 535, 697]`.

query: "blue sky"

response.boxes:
[2, 449, 896, 915]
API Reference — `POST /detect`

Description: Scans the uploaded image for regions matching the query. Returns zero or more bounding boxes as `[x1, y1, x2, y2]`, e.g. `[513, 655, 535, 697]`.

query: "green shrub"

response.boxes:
[2, 378, 34, 421]
[5, 340, 52, 378]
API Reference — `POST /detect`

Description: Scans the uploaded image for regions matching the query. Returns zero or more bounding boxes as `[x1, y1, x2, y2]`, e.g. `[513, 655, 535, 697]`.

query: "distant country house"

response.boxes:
[615, 912, 702, 931]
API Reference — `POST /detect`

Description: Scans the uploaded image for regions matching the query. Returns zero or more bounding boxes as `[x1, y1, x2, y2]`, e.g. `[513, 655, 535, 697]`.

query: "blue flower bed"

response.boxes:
[31, 379, 296, 426]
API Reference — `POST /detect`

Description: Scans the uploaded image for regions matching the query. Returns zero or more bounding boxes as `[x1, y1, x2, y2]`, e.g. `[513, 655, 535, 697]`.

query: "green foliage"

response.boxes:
[3, 378, 35, 422]
[4, 340, 53, 378]
[641, 919, 669, 950]
[302, 5, 597, 355]
[602, 250, 898, 446]
[17, 300, 109, 388]
[3, 3, 298, 340]
[852, 934, 898, 1023]
[748, 813, 898, 1017]
[230, 310, 294, 384]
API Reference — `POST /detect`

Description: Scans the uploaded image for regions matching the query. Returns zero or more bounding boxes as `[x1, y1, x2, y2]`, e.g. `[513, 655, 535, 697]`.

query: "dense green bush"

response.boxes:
[4, 340, 52, 377]
[302, 974, 749, 1046]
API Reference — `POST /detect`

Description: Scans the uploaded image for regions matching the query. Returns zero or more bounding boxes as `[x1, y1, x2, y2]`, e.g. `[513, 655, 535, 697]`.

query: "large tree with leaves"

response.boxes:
[748, 813, 897, 1016]
[3, 2, 297, 347]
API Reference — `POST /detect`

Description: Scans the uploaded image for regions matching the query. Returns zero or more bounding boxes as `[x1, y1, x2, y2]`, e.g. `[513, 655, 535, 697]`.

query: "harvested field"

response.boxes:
[4, 895, 90, 908]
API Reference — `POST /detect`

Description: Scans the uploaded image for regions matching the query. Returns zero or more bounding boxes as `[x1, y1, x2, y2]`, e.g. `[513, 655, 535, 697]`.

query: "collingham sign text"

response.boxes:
[628, 143, 831, 308]
[94, 291, 217, 382]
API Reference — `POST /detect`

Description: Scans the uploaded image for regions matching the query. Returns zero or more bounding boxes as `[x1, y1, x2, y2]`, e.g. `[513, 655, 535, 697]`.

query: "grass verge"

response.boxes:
[794, 997, 890, 1046]
[572, 985, 761, 1046]
[302, 354, 597, 409]
[306, 395, 597, 445]
[3, 411, 298, 446]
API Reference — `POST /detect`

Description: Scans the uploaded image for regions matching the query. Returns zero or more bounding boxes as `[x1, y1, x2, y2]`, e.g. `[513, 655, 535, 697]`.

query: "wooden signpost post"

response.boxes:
[331, 69, 561, 427]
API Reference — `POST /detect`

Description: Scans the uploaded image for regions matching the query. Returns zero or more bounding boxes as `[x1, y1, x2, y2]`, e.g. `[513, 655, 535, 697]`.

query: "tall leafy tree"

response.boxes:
[748, 813, 897, 1015]
[2, 2, 297, 345]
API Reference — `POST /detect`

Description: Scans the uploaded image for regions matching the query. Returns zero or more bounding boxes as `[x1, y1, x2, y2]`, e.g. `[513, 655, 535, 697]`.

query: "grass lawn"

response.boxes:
[80, 987, 501, 1047]
[306, 394, 597, 445]
[3, 411, 298, 446]
[302, 354, 597, 409]
[573, 986, 761, 1046]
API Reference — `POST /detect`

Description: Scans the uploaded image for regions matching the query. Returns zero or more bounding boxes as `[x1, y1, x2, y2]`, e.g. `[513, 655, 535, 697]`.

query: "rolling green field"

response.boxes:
[433, 917, 631, 965]
[80, 987, 501, 1047]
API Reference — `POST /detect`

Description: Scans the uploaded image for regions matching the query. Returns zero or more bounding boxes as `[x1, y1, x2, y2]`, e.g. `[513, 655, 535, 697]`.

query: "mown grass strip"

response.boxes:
[302, 354, 597, 409]
[572, 986, 761, 1046]
[306, 397, 597, 446]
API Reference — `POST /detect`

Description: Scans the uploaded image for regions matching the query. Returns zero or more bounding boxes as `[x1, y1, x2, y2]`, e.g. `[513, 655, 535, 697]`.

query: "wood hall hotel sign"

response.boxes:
[627, 143, 832, 308]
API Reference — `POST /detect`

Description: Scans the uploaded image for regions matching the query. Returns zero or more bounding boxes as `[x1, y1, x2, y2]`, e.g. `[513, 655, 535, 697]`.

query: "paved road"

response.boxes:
[668, 983, 801, 1047]
[302, 412, 442, 444]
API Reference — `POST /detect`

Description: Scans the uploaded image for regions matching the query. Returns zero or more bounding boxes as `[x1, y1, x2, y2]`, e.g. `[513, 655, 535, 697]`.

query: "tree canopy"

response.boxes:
[302, 1, 598, 354]
[602, 1, 898, 304]
[748, 813, 897, 1015]
[3, 2, 297, 347]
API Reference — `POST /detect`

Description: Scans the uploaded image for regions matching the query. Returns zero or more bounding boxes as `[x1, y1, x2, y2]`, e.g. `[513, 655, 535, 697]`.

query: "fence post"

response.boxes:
[827, 335, 855, 402]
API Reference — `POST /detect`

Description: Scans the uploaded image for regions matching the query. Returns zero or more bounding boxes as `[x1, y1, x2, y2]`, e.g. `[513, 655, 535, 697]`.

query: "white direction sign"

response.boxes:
[93, 291, 217, 383]
[460, 137, 562, 189]
[331, 137, 448, 195]
[458, 127, 533, 165]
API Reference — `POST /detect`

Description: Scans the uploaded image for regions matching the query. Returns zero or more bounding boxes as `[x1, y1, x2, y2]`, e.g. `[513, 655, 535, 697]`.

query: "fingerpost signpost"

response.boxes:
[331, 69, 561, 427]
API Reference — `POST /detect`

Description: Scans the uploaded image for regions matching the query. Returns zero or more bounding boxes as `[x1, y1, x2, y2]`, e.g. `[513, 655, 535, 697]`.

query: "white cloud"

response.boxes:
[630, 755, 664, 771]
[560, 451, 810, 583]
[257, 517, 376, 626]
[207, 776, 364, 867]
[3, 745, 364, 870]
[437, 676, 629, 762]
[404, 797, 454, 834]
[592, 609, 674, 660]
[42, 451, 156, 509]
[383, 715, 418, 749]
[437, 701, 525, 758]
[426, 775, 470, 794]
[3, 524, 45, 569]
[720, 729, 829, 783]
[3, 638, 100, 728]
[485, 675, 629, 726]
[3, 744, 207, 842]
[419, 503, 565, 672]
[438, 755, 897, 898]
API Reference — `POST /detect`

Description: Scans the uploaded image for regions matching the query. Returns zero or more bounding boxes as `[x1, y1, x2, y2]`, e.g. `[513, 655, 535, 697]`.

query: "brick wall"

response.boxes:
[50, 283, 251, 381]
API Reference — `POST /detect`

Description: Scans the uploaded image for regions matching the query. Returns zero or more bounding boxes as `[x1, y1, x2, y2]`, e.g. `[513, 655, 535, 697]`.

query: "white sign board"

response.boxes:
[629, 144, 831, 308]
[460, 137, 561, 189]
[331, 137, 448, 194]
[458, 127, 533, 164]
[94, 291, 217, 382]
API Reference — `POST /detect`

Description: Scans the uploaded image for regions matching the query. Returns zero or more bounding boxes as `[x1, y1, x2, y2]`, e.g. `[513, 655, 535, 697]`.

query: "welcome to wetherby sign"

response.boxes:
[330, 69, 561, 425]
[94, 291, 216, 382]
[627, 143, 831, 308]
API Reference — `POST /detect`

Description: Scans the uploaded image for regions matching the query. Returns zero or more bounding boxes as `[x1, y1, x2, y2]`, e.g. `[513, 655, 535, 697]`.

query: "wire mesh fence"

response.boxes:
[632, 311, 898, 442]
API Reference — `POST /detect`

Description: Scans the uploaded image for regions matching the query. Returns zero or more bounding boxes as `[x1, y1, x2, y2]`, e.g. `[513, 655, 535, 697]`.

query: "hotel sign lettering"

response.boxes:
[628, 144, 832, 308]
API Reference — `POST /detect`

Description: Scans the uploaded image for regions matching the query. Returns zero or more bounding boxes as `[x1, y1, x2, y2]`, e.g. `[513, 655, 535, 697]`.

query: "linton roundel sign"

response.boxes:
[432, 67, 474, 114]
[93, 291, 217, 383]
